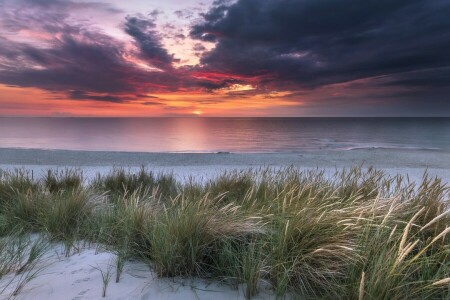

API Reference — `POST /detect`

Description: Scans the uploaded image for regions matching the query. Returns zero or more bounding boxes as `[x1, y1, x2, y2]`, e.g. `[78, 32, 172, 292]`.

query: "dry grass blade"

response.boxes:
[359, 271, 365, 300]
[431, 278, 450, 287]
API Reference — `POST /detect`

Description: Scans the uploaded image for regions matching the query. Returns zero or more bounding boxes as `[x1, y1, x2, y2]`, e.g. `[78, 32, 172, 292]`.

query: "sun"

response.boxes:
[192, 110, 202, 116]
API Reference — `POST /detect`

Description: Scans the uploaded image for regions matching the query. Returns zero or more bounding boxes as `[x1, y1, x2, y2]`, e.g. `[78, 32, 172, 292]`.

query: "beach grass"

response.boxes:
[0, 167, 448, 299]
[0, 228, 49, 298]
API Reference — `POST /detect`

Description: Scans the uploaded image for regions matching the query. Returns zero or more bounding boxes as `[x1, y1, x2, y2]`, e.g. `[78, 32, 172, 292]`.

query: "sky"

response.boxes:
[0, 0, 449, 117]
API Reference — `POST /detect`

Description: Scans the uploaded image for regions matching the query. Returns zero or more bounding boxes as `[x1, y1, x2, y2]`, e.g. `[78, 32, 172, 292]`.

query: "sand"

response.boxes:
[0, 147, 448, 299]
[1, 240, 274, 300]
[0, 147, 449, 183]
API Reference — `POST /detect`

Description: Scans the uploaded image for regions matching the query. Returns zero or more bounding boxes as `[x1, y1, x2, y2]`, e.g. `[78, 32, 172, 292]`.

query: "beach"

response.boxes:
[0, 147, 449, 300]
[1, 147, 449, 183]
[1, 239, 275, 300]
[1, 0, 449, 297]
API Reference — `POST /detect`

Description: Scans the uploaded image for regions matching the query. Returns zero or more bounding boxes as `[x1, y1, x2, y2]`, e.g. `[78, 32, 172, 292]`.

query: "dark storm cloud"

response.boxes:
[0, 28, 189, 96]
[380, 68, 450, 89]
[0, 0, 132, 94]
[191, 0, 450, 90]
[196, 78, 240, 91]
[1, 0, 449, 115]
[193, 43, 206, 52]
[124, 15, 175, 70]
[0, 2, 199, 102]
[0, 32, 131, 93]
[69, 91, 128, 103]
[135, 94, 159, 99]
[142, 101, 162, 106]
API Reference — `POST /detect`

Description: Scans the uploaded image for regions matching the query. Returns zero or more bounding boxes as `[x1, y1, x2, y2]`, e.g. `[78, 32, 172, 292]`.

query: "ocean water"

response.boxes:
[0, 117, 449, 153]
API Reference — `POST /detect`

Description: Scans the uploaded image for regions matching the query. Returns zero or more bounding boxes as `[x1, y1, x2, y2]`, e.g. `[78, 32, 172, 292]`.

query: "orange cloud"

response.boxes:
[0, 84, 300, 117]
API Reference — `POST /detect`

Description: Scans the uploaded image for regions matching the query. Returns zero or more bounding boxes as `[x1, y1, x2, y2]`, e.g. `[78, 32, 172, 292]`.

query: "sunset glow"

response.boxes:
[0, 0, 449, 116]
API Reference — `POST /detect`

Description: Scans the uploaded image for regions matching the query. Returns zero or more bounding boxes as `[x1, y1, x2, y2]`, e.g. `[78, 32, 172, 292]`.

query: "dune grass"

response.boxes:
[0, 167, 448, 299]
[0, 229, 49, 298]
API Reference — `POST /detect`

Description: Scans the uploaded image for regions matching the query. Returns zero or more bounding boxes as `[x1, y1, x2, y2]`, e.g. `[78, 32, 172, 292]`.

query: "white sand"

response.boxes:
[0, 148, 449, 182]
[1, 241, 275, 300]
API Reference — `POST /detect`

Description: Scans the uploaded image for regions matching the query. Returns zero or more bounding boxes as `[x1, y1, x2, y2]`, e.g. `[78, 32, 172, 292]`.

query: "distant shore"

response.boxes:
[0, 147, 449, 183]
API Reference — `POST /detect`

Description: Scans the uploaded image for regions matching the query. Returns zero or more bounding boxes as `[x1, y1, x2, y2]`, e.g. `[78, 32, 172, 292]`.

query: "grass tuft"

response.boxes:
[0, 166, 448, 299]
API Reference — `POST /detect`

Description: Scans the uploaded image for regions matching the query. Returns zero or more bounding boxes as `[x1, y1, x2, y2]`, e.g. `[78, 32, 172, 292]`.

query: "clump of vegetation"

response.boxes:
[43, 169, 83, 193]
[0, 185, 94, 242]
[0, 229, 49, 298]
[92, 167, 178, 200]
[146, 193, 263, 278]
[0, 166, 448, 299]
[0, 170, 39, 211]
[92, 167, 155, 197]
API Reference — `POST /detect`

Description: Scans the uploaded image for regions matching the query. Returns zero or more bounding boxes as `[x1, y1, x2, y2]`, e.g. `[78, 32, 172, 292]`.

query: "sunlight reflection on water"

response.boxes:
[0, 117, 448, 153]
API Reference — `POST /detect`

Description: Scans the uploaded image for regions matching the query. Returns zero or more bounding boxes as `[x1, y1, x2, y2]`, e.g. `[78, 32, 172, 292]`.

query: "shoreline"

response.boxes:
[1, 147, 449, 166]
[2, 145, 448, 153]
[0, 147, 449, 183]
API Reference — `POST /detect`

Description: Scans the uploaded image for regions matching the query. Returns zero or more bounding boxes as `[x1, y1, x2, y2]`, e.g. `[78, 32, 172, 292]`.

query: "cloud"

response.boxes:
[196, 78, 240, 91]
[174, 9, 194, 20]
[20, 0, 123, 13]
[191, 0, 450, 91]
[136, 94, 159, 99]
[124, 15, 175, 70]
[0, 0, 449, 115]
[68, 91, 126, 103]
[0, 3, 201, 102]
[193, 43, 206, 52]
[142, 101, 162, 106]
[1, 0, 122, 34]
[0, 31, 139, 95]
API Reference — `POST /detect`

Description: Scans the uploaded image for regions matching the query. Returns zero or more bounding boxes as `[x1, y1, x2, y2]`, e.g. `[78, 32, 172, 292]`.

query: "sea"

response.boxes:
[0, 117, 449, 153]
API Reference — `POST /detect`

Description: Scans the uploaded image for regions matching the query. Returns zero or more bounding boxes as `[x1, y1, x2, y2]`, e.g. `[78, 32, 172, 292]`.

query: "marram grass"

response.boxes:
[0, 167, 448, 299]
